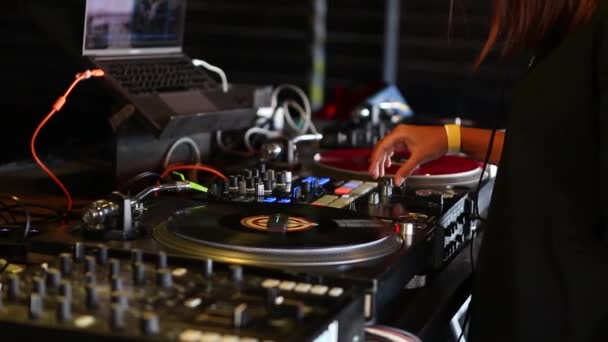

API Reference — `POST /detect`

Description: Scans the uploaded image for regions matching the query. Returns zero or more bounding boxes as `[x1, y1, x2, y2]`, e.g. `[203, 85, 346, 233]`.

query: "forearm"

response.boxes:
[460, 128, 504, 165]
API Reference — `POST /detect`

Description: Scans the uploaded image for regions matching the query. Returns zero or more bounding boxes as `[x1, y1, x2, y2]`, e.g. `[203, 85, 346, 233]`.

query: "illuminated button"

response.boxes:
[317, 178, 331, 186]
[179, 329, 202, 342]
[278, 198, 292, 204]
[294, 283, 312, 293]
[263, 197, 277, 203]
[172, 268, 188, 277]
[278, 281, 296, 291]
[334, 187, 352, 196]
[310, 285, 329, 295]
[301, 177, 316, 183]
[185, 297, 202, 308]
[343, 181, 362, 188]
[261, 279, 280, 289]
[328, 287, 344, 297]
[200, 332, 221, 342]
[74, 315, 96, 328]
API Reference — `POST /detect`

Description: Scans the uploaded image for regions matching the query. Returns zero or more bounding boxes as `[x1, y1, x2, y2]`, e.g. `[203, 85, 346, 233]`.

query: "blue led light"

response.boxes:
[278, 198, 292, 204]
[302, 176, 316, 183]
[263, 197, 277, 203]
[318, 178, 331, 186]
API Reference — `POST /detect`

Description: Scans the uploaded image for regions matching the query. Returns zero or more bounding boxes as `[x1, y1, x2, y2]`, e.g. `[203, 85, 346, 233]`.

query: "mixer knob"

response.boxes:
[111, 291, 129, 308]
[56, 296, 72, 322]
[60, 280, 72, 300]
[238, 180, 247, 196]
[84, 255, 96, 273]
[59, 253, 72, 276]
[229, 176, 238, 193]
[29, 294, 43, 320]
[109, 258, 121, 277]
[85, 285, 98, 310]
[156, 269, 173, 288]
[284, 171, 293, 184]
[46, 268, 61, 289]
[246, 178, 255, 194]
[222, 180, 230, 195]
[368, 192, 380, 205]
[244, 169, 253, 178]
[131, 249, 144, 264]
[132, 262, 145, 285]
[157, 252, 168, 269]
[32, 276, 45, 296]
[256, 183, 265, 198]
[230, 265, 243, 283]
[85, 272, 96, 286]
[233, 303, 249, 329]
[74, 242, 85, 262]
[259, 163, 266, 173]
[111, 304, 125, 331]
[265, 169, 275, 182]
[97, 245, 109, 265]
[204, 259, 213, 278]
[264, 179, 273, 195]
[111, 276, 123, 291]
[140, 311, 160, 335]
[7, 274, 20, 300]
[292, 186, 302, 201]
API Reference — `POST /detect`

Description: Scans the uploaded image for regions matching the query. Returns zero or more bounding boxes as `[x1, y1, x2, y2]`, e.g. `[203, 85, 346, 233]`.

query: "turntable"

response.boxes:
[153, 202, 403, 267]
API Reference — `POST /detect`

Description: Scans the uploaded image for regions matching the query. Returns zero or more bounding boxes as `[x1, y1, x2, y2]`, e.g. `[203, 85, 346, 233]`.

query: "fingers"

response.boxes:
[369, 132, 401, 178]
[394, 155, 420, 186]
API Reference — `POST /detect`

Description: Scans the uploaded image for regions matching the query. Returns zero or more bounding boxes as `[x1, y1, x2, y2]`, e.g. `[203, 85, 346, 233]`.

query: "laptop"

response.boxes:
[82, 0, 253, 137]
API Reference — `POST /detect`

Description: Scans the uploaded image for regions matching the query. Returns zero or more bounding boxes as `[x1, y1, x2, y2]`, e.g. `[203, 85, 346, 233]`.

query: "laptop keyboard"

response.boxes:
[102, 58, 218, 94]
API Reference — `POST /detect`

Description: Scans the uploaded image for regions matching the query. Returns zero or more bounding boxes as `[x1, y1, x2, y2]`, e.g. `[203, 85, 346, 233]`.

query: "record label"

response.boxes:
[241, 215, 318, 232]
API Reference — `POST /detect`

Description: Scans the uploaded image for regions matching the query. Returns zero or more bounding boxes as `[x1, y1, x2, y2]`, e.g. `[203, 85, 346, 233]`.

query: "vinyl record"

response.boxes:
[153, 202, 403, 267]
[313, 148, 484, 188]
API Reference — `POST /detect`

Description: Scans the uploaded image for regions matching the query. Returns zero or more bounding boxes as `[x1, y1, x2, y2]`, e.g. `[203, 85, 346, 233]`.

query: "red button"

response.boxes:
[334, 187, 352, 195]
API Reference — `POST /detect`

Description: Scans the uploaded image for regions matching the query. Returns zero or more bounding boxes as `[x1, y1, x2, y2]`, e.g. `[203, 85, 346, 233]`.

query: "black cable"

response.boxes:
[118, 172, 162, 193]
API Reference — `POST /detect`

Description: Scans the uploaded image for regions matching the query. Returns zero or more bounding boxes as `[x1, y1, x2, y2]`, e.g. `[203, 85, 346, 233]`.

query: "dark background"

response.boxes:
[0, 0, 527, 165]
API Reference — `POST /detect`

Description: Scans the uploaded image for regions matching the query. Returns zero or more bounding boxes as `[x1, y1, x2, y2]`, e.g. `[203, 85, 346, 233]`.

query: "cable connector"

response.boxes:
[76, 69, 105, 79]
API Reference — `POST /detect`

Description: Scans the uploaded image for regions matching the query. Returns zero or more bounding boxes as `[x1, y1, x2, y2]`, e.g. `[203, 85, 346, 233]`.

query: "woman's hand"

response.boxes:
[368, 125, 448, 185]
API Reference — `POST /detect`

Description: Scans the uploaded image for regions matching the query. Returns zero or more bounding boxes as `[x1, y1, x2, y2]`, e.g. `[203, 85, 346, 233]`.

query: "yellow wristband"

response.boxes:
[444, 124, 461, 154]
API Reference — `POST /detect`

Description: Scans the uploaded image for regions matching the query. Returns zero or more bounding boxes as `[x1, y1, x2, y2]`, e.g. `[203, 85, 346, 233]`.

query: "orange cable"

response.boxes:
[161, 164, 228, 182]
[30, 69, 105, 213]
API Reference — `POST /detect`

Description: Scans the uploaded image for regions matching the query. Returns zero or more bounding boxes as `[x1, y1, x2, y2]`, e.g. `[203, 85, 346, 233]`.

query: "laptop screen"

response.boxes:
[83, 0, 186, 56]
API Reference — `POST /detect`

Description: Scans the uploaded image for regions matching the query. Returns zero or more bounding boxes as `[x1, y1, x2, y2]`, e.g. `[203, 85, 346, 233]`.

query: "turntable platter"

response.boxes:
[153, 202, 403, 267]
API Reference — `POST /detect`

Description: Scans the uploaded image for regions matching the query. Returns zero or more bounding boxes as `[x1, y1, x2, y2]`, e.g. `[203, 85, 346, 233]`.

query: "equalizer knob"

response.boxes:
[84, 256, 96, 273]
[97, 245, 109, 265]
[204, 259, 213, 278]
[109, 258, 121, 278]
[7, 274, 19, 300]
[110, 304, 125, 331]
[131, 249, 143, 264]
[230, 265, 243, 283]
[29, 294, 43, 320]
[73, 242, 85, 262]
[85, 285, 98, 309]
[140, 311, 160, 335]
[132, 262, 145, 285]
[111, 276, 123, 291]
[111, 291, 128, 309]
[156, 269, 173, 288]
[59, 280, 72, 300]
[59, 253, 72, 276]
[157, 252, 168, 269]
[32, 276, 46, 296]
[56, 296, 71, 322]
[233, 303, 249, 329]
[46, 268, 61, 289]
